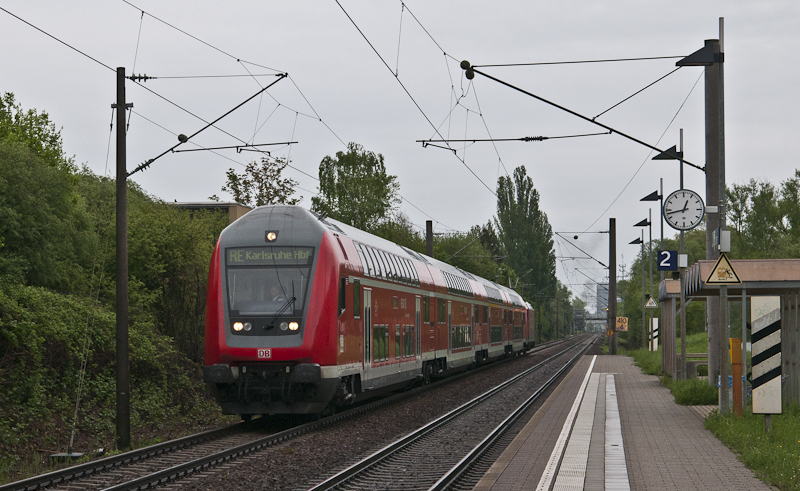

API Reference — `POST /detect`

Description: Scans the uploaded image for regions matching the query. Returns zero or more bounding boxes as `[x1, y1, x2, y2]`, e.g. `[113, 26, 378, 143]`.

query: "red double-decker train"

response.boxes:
[203, 205, 535, 418]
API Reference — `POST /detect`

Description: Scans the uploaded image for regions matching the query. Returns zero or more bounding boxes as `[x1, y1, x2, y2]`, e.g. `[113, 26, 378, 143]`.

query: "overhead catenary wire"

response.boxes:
[578, 70, 704, 234]
[418, 131, 611, 145]
[122, 1, 451, 230]
[0, 6, 115, 72]
[128, 74, 288, 176]
[4, 2, 486, 290]
[334, 0, 497, 197]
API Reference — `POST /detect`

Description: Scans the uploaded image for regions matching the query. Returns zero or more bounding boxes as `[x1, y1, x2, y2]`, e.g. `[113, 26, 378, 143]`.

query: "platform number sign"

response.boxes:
[657, 250, 678, 271]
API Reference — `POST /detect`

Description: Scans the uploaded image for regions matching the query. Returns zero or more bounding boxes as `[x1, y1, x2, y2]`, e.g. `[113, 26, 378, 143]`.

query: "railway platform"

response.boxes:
[474, 354, 772, 491]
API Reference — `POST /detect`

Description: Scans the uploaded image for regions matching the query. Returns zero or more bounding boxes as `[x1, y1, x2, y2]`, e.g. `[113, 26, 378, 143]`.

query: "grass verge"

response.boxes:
[705, 405, 800, 491]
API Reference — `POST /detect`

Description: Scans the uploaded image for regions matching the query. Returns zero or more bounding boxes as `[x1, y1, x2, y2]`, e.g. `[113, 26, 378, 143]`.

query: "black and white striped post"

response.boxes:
[751, 297, 782, 431]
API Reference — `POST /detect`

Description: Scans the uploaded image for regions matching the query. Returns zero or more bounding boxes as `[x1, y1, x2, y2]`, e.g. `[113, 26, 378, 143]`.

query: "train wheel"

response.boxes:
[422, 363, 432, 385]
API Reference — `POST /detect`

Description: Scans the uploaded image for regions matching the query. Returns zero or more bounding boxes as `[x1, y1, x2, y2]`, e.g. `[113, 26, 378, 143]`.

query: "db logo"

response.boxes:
[258, 349, 272, 359]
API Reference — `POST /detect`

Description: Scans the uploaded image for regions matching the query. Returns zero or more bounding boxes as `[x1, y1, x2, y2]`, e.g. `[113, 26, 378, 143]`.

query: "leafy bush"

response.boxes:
[625, 347, 661, 376]
[0, 281, 229, 482]
[664, 378, 718, 405]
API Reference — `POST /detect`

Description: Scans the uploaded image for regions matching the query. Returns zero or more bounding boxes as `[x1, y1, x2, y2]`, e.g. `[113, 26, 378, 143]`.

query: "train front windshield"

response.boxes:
[225, 246, 313, 316]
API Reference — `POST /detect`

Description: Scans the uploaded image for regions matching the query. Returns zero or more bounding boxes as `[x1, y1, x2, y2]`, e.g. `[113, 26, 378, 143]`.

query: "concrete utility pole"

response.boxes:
[113, 67, 131, 450]
[678, 30, 725, 392]
[706, 36, 724, 395]
[609, 218, 617, 354]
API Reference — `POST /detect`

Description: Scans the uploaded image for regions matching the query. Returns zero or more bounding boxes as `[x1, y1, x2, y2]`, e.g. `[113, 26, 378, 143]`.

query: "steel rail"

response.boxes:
[3, 339, 567, 491]
[429, 335, 597, 490]
[0, 422, 246, 491]
[306, 335, 591, 491]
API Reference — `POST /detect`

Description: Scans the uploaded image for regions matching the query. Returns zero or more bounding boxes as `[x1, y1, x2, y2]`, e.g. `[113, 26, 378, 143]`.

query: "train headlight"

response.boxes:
[280, 321, 289, 331]
[233, 322, 244, 331]
[289, 322, 299, 331]
[243, 322, 252, 331]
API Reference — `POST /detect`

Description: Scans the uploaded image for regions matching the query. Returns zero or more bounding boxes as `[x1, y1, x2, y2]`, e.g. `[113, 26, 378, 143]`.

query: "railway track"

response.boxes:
[307, 335, 596, 491]
[0, 337, 581, 491]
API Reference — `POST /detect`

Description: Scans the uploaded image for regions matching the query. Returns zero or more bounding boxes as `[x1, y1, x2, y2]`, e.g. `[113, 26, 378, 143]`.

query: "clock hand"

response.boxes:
[681, 200, 689, 212]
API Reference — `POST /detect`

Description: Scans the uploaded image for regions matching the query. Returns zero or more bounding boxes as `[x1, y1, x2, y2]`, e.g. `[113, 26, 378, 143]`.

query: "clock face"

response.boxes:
[663, 189, 705, 230]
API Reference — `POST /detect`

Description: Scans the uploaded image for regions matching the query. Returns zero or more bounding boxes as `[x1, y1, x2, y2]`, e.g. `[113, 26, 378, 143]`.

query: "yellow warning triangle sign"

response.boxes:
[644, 297, 658, 309]
[705, 252, 742, 284]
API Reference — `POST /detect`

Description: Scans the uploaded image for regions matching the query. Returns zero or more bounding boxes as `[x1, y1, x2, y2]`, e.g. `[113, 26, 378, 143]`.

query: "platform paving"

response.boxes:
[474, 354, 773, 491]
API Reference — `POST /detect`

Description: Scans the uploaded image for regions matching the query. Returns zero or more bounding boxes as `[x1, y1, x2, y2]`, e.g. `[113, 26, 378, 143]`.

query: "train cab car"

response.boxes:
[203, 206, 351, 415]
[202, 205, 535, 418]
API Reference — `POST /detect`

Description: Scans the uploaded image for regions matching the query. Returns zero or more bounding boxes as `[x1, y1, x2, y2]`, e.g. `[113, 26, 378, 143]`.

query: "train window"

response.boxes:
[354, 244, 366, 274]
[395, 324, 401, 359]
[381, 252, 391, 279]
[389, 254, 401, 281]
[393, 296, 398, 308]
[358, 244, 373, 277]
[374, 324, 389, 362]
[338, 277, 346, 316]
[397, 256, 410, 283]
[367, 247, 381, 278]
[384, 325, 389, 361]
[226, 263, 310, 316]
[379, 251, 391, 280]
[437, 298, 446, 323]
[353, 280, 361, 318]
[403, 259, 413, 284]
[407, 259, 419, 285]
[372, 249, 385, 279]
[385, 254, 395, 280]
[423, 296, 430, 322]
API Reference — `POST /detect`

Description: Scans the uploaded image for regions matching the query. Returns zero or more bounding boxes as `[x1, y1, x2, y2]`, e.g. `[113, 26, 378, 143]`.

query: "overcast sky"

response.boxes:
[2, 1, 798, 308]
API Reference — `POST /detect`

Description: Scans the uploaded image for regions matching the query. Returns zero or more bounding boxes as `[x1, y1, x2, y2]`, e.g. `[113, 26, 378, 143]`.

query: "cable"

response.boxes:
[287, 76, 347, 147]
[334, 0, 497, 197]
[594, 67, 682, 120]
[121, 1, 347, 151]
[471, 82, 510, 179]
[395, 2, 404, 76]
[468, 66, 703, 172]
[554, 232, 607, 268]
[104, 108, 115, 176]
[579, 71, 704, 233]
[0, 6, 114, 72]
[121, 0, 283, 72]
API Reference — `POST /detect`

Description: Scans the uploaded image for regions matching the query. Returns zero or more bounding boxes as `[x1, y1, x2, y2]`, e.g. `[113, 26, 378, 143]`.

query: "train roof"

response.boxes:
[300, 208, 527, 309]
[232, 205, 528, 309]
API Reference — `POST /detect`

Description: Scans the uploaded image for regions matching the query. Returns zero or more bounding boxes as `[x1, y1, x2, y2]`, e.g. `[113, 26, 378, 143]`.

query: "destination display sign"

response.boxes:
[226, 247, 313, 266]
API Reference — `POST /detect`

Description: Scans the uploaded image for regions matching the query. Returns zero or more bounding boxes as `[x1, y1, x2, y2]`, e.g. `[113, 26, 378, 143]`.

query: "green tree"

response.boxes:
[433, 230, 513, 284]
[0, 92, 73, 171]
[371, 213, 426, 252]
[221, 156, 301, 207]
[494, 166, 556, 307]
[311, 142, 400, 231]
[0, 141, 91, 290]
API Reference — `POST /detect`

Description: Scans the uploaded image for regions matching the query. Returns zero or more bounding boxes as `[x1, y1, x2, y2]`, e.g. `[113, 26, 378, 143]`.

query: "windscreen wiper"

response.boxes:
[264, 282, 296, 330]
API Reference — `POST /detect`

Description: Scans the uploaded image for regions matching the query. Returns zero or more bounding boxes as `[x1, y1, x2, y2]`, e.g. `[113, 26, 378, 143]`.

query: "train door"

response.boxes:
[471, 305, 475, 348]
[415, 296, 421, 357]
[447, 301, 452, 354]
[363, 289, 372, 375]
